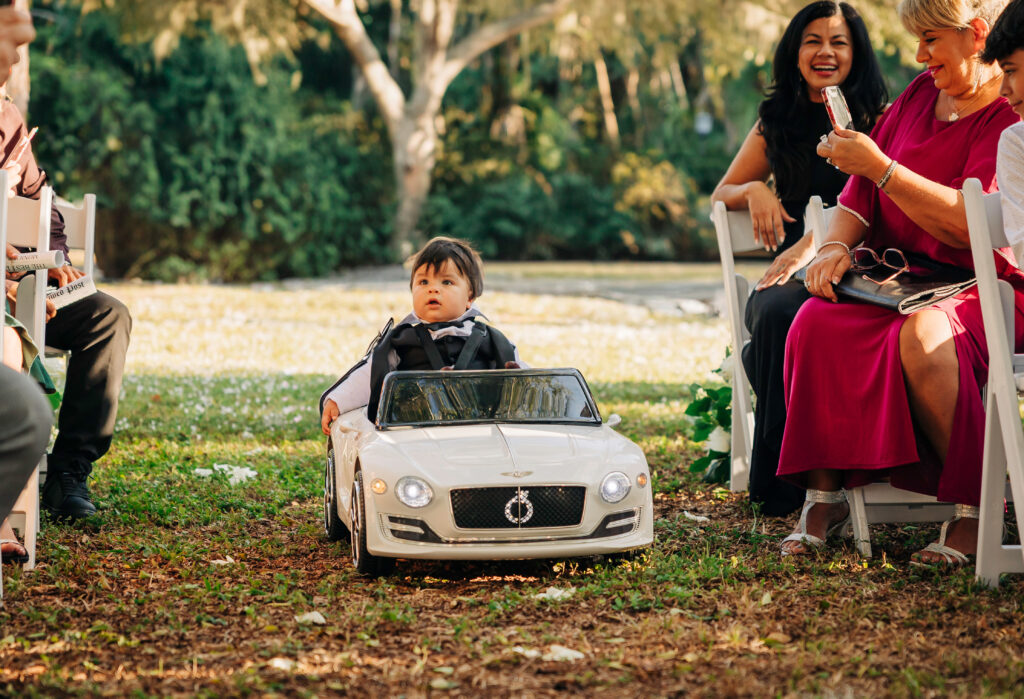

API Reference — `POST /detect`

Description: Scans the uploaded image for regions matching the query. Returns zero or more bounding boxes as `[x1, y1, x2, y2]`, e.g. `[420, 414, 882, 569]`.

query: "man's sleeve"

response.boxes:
[998, 124, 1024, 247]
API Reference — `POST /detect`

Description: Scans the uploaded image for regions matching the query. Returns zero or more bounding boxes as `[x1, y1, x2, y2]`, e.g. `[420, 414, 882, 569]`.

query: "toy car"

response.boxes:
[323, 368, 654, 575]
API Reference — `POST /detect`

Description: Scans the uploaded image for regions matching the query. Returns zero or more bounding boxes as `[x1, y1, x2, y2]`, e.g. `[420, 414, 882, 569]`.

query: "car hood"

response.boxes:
[371, 423, 618, 483]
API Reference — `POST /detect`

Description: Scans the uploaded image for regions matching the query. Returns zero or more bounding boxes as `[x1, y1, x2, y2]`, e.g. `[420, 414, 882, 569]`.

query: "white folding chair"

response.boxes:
[46, 194, 96, 370]
[963, 177, 1024, 587]
[5, 184, 56, 575]
[710, 196, 828, 492]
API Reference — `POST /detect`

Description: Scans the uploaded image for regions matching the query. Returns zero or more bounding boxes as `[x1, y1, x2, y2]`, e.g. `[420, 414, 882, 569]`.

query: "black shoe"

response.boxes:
[42, 471, 97, 519]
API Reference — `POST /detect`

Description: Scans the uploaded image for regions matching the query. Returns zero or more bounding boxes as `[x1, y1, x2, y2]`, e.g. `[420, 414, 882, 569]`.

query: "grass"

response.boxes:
[2, 276, 1024, 696]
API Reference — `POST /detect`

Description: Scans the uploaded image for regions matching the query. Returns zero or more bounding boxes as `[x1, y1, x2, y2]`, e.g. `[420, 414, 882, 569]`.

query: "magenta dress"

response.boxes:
[777, 73, 1024, 506]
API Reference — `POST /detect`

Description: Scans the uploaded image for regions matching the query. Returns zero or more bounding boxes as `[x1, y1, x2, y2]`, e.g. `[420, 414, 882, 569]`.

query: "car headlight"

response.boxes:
[395, 476, 433, 508]
[600, 472, 631, 503]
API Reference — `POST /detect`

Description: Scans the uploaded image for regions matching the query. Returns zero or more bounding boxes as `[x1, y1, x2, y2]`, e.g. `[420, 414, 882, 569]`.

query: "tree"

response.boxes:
[304, 0, 574, 257]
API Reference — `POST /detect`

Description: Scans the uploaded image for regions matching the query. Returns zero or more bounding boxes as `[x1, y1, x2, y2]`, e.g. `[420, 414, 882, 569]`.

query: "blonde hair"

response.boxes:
[897, 0, 1008, 34]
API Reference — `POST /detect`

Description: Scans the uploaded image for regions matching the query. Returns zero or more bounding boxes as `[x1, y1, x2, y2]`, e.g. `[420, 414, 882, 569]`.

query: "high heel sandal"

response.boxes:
[781, 488, 851, 556]
[911, 503, 980, 568]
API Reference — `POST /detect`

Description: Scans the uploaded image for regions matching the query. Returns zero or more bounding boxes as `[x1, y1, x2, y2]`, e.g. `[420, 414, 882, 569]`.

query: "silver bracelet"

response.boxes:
[817, 240, 851, 255]
[876, 159, 898, 190]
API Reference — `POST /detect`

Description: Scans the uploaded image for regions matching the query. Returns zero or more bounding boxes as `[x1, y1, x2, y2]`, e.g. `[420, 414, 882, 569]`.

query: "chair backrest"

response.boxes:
[964, 179, 1014, 359]
[8, 187, 54, 347]
[54, 194, 96, 278]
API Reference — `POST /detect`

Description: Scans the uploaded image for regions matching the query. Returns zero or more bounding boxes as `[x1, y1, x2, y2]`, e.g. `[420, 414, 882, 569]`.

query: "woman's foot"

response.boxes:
[781, 489, 851, 556]
[0, 519, 28, 565]
[912, 504, 979, 567]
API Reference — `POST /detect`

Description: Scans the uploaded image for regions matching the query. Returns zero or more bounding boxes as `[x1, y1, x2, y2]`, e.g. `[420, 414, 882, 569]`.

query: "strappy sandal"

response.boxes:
[781, 488, 851, 556]
[911, 504, 980, 568]
[0, 538, 29, 565]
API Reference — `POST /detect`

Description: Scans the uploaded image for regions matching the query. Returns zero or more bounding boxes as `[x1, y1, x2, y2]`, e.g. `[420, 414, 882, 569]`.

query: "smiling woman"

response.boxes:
[709, 1, 887, 516]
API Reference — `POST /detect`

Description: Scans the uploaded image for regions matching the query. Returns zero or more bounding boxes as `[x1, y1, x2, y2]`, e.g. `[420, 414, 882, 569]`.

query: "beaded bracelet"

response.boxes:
[817, 240, 851, 255]
[876, 159, 898, 190]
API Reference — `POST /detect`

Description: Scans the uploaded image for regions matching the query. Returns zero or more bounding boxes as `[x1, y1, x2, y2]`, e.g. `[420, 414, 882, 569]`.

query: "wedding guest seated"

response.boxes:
[777, 0, 1022, 565]
[711, 0, 887, 516]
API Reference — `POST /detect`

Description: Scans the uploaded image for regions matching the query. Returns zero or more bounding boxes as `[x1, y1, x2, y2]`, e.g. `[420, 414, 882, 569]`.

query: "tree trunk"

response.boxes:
[592, 48, 619, 149]
[388, 0, 402, 82]
[391, 109, 439, 259]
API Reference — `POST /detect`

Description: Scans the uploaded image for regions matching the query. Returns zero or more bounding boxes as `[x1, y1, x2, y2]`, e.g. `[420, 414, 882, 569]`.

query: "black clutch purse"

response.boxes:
[795, 251, 976, 315]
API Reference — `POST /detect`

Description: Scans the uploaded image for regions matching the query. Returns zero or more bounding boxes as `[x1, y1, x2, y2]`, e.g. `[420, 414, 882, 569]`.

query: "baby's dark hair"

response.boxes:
[981, 0, 1024, 63]
[408, 237, 484, 299]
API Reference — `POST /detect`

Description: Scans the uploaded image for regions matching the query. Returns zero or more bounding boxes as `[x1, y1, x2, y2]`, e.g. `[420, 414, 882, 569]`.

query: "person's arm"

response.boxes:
[821, 126, 973, 248]
[997, 125, 1024, 247]
[801, 208, 869, 302]
[711, 121, 795, 252]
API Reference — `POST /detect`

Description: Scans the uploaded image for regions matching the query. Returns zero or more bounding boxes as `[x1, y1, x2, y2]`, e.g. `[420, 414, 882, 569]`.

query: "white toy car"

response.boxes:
[323, 368, 654, 575]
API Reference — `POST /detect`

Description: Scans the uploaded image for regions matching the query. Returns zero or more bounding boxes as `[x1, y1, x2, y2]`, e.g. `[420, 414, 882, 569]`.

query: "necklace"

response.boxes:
[948, 72, 1002, 122]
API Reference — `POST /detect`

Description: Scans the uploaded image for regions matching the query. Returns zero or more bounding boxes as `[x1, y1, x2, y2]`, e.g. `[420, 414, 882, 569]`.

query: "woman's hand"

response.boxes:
[817, 127, 889, 182]
[803, 246, 851, 302]
[745, 181, 795, 252]
[755, 236, 815, 290]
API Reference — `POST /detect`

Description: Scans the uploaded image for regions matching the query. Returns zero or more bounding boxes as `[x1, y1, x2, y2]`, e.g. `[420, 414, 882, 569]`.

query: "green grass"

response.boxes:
[2, 279, 1024, 696]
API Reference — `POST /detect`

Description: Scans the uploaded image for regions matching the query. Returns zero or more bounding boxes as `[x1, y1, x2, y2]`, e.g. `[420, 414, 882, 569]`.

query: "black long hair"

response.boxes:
[758, 1, 888, 200]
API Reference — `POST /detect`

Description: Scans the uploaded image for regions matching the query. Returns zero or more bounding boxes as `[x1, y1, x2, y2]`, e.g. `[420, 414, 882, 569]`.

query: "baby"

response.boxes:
[319, 236, 525, 433]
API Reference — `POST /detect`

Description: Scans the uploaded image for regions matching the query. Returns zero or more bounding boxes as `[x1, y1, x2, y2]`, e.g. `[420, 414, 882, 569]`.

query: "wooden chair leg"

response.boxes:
[848, 487, 872, 558]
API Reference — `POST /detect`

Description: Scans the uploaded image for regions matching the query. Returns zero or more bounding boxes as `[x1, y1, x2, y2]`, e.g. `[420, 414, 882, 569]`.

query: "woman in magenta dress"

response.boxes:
[777, 0, 1022, 564]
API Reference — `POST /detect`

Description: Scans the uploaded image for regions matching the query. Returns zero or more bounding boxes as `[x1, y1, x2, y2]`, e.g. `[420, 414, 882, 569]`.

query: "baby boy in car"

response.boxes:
[319, 236, 527, 431]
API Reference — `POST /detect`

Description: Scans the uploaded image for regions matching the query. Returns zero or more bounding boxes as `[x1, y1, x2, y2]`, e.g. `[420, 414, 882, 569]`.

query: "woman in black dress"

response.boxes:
[711, 1, 887, 516]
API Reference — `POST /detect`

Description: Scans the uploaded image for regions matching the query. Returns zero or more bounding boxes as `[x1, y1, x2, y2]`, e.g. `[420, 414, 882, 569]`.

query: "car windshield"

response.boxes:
[377, 370, 601, 428]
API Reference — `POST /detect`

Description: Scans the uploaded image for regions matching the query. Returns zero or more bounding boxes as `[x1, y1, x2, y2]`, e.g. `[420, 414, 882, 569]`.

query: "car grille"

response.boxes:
[450, 486, 585, 529]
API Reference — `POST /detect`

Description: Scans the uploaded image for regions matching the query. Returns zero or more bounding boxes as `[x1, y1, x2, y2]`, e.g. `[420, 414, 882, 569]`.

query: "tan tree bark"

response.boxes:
[592, 47, 618, 149]
[304, 0, 573, 258]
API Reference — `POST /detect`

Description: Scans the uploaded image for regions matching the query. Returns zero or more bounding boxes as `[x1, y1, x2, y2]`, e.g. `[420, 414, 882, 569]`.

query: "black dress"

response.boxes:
[740, 105, 848, 516]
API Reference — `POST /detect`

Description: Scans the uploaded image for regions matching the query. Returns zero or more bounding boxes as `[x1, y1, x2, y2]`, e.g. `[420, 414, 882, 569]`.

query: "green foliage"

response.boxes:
[684, 381, 731, 484]
[31, 3, 392, 281]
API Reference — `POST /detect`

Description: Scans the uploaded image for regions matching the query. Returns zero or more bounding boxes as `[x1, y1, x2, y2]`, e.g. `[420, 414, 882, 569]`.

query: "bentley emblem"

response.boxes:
[501, 470, 533, 479]
[504, 489, 534, 524]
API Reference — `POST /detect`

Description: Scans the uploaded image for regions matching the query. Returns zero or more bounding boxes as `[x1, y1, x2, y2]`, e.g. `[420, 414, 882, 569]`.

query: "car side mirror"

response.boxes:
[605, 414, 621, 428]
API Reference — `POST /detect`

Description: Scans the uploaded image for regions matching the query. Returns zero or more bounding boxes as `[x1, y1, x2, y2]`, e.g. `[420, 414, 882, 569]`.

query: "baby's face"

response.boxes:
[411, 260, 473, 323]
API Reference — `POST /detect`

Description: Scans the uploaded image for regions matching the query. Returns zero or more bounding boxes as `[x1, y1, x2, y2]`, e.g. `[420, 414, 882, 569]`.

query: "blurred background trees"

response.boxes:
[26, 0, 919, 280]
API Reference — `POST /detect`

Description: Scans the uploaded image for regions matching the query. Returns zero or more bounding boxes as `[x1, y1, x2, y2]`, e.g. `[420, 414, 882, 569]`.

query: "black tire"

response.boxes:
[323, 444, 349, 541]
[351, 470, 396, 576]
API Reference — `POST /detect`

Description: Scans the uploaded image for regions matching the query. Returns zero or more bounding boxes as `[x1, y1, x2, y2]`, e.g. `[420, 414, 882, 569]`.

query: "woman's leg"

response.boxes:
[780, 468, 850, 555]
[899, 310, 978, 559]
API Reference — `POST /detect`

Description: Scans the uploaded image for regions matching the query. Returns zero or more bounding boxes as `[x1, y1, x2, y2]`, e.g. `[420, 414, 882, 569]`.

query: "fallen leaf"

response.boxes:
[532, 586, 576, 602]
[429, 678, 459, 690]
[511, 646, 541, 659]
[295, 611, 327, 625]
[542, 645, 585, 662]
[433, 666, 454, 675]
[210, 556, 235, 566]
[268, 657, 294, 671]
[683, 510, 710, 523]
[760, 591, 772, 606]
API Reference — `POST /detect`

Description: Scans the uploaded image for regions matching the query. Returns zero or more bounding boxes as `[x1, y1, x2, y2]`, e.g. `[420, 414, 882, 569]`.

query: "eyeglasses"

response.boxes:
[849, 246, 909, 285]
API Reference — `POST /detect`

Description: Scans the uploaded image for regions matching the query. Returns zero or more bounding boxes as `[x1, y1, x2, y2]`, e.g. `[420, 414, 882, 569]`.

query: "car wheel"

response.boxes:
[323, 444, 349, 541]
[351, 470, 395, 577]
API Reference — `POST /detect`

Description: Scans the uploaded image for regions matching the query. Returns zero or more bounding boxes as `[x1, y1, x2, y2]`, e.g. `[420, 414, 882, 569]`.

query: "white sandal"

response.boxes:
[911, 504, 979, 567]
[781, 488, 851, 556]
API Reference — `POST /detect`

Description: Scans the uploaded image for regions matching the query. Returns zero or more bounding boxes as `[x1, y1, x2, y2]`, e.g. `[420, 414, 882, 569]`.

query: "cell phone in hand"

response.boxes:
[822, 86, 854, 131]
